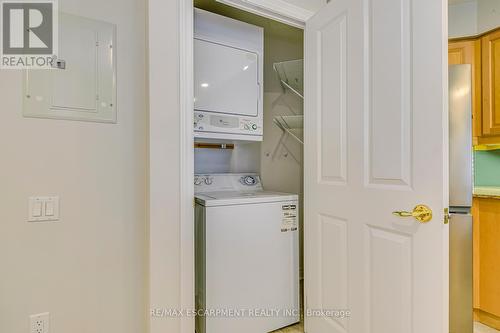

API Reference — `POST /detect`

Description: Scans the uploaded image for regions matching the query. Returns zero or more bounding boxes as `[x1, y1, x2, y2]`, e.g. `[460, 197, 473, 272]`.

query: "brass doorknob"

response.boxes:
[392, 205, 433, 223]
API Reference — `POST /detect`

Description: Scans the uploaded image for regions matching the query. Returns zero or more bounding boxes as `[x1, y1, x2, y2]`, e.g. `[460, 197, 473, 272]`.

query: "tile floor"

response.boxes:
[272, 321, 499, 333]
[272, 322, 304, 333]
[475, 321, 500, 333]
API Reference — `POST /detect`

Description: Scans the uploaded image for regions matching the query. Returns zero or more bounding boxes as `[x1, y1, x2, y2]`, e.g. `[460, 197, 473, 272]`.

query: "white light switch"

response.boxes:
[33, 202, 43, 217]
[45, 201, 54, 216]
[28, 197, 59, 222]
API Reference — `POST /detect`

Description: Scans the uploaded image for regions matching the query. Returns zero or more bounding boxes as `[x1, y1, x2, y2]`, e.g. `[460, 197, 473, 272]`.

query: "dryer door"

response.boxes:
[194, 39, 260, 117]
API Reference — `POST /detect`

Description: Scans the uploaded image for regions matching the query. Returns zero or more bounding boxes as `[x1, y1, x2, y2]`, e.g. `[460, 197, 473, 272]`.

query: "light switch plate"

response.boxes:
[28, 197, 59, 222]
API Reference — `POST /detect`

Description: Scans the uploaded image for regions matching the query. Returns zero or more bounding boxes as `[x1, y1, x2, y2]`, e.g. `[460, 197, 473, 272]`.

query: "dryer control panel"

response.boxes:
[194, 111, 262, 138]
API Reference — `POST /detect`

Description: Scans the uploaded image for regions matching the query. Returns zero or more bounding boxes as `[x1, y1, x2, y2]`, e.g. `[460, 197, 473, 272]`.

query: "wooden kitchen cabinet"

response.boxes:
[473, 197, 500, 330]
[449, 30, 500, 144]
[482, 30, 500, 138]
[449, 39, 482, 141]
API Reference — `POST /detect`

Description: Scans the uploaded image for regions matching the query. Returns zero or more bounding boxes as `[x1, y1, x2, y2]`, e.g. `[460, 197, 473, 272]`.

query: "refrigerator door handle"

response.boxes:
[444, 208, 450, 224]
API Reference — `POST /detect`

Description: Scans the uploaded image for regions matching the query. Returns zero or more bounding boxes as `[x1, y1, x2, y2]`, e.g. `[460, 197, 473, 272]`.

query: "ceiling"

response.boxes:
[286, 0, 477, 10]
[281, 0, 326, 13]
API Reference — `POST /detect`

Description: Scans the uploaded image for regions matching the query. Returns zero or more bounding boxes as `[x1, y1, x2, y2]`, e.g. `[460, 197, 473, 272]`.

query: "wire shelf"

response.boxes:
[273, 115, 304, 144]
[273, 59, 304, 99]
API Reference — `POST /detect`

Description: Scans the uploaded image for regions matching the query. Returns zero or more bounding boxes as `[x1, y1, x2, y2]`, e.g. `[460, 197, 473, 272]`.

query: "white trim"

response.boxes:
[148, 0, 194, 332]
[179, 0, 195, 332]
[216, 0, 313, 28]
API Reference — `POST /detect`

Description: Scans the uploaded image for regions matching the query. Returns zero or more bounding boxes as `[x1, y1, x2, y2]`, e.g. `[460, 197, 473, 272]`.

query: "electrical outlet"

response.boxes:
[30, 313, 49, 333]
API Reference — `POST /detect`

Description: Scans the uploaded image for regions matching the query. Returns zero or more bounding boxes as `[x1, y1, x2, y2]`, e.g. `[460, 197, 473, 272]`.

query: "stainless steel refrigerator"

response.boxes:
[449, 64, 473, 333]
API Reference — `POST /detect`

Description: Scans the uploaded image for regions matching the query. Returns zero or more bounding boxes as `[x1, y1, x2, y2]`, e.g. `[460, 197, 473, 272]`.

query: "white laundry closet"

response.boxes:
[192, 2, 304, 332]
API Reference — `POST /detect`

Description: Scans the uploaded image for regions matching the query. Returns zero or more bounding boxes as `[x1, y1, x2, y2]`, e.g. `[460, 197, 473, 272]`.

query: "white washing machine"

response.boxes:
[195, 174, 300, 333]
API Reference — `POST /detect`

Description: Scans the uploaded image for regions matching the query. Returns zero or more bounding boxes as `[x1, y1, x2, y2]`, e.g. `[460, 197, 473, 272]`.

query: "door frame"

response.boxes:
[215, 0, 314, 28]
[149, 1, 308, 333]
[150, 1, 451, 333]
[150, 1, 452, 333]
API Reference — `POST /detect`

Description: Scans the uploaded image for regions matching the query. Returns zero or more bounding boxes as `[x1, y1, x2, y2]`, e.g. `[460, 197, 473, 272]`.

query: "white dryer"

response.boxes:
[194, 9, 264, 141]
[195, 174, 300, 333]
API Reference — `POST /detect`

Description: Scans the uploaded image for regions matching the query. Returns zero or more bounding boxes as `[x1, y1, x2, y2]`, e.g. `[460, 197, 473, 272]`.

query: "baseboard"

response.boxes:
[474, 308, 500, 330]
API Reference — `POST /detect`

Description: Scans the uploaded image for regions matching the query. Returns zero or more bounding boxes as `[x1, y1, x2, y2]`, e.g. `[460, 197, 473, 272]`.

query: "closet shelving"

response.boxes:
[273, 115, 304, 144]
[273, 59, 304, 144]
[273, 59, 303, 99]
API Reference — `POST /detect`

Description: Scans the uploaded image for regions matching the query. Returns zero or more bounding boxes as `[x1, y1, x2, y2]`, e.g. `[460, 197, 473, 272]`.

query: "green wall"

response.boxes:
[475, 150, 500, 186]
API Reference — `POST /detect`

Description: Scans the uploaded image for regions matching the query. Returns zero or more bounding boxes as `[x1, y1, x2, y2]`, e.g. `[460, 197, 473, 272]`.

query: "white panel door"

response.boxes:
[304, 0, 448, 332]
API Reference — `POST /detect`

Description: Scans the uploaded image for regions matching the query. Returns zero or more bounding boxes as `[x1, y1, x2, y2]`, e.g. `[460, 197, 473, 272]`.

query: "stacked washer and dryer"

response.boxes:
[193, 9, 300, 333]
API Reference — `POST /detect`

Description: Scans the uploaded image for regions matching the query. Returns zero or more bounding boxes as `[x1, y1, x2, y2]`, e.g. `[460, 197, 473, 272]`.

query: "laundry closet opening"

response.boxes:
[192, 1, 305, 332]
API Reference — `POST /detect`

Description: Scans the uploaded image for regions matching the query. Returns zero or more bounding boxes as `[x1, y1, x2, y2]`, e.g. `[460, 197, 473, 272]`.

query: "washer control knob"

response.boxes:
[194, 177, 203, 186]
[204, 177, 213, 185]
[241, 176, 257, 186]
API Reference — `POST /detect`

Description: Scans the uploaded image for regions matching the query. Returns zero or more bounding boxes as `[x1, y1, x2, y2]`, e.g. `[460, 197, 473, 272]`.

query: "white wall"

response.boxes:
[194, 143, 261, 174]
[449, 1, 478, 38]
[449, 0, 500, 38]
[477, 0, 500, 33]
[0, 1, 147, 333]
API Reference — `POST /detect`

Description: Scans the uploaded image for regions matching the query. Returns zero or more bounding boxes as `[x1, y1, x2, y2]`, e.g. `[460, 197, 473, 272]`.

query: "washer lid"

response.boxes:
[195, 191, 298, 207]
